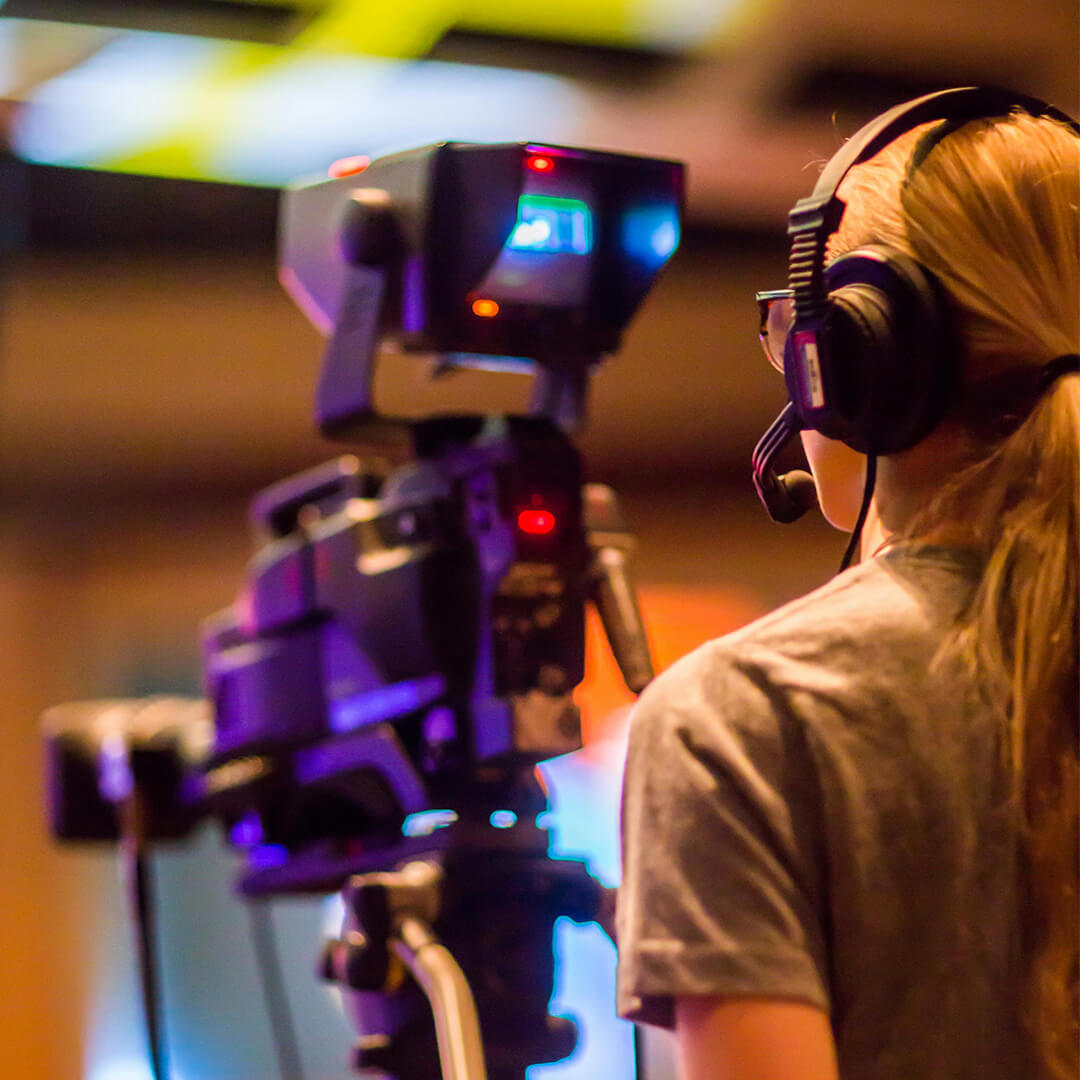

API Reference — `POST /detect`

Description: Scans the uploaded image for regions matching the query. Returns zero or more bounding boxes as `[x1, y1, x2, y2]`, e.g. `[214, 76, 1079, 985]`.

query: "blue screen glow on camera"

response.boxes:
[508, 195, 592, 254]
[622, 204, 681, 264]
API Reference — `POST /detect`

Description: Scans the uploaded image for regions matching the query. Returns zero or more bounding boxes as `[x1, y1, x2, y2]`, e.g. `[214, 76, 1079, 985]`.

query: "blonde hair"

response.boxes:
[832, 111, 1080, 1080]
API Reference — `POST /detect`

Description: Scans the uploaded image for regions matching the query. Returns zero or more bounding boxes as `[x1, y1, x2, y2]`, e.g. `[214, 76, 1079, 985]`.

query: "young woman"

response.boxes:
[616, 93, 1079, 1080]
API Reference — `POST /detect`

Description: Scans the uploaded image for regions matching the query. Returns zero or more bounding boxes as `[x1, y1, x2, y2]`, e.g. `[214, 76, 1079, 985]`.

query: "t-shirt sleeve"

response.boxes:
[615, 640, 831, 1029]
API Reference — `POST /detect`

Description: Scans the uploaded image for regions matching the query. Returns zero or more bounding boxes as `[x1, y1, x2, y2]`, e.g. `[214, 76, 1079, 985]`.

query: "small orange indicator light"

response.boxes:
[472, 298, 500, 317]
[527, 155, 554, 173]
[328, 154, 371, 178]
[518, 509, 556, 535]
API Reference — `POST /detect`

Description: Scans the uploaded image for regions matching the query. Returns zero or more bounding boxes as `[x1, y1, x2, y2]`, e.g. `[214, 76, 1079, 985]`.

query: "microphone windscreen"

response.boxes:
[776, 469, 818, 522]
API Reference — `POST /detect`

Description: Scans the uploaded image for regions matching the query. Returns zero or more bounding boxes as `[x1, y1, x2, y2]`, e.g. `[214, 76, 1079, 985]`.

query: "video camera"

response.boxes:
[43, 140, 684, 1080]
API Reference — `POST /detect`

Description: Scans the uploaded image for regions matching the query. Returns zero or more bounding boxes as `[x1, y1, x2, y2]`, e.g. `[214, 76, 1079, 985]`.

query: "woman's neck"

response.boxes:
[857, 499, 896, 561]
[859, 431, 980, 562]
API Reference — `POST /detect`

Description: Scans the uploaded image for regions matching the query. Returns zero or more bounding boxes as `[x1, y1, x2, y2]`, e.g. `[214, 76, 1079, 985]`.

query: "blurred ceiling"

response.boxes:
[0, 0, 1076, 499]
[2, 0, 1076, 224]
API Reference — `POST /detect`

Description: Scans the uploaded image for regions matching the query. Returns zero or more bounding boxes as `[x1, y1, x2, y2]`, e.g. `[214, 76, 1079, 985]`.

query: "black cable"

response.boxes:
[633, 1025, 647, 1080]
[249, 899, 306, 1080]
[838, 453, 877, 572]
[122, 833, 169, 1080]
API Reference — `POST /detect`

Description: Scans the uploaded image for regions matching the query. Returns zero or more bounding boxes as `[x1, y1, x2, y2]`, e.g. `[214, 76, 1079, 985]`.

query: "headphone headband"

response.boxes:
[783, 86, 1080, 443]
[787, 88, 1079, 321]
[789, 86, 1080, 241]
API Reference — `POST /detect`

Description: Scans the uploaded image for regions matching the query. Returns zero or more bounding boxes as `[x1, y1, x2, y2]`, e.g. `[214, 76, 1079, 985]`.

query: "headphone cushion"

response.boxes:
[811, 246, 958, 454]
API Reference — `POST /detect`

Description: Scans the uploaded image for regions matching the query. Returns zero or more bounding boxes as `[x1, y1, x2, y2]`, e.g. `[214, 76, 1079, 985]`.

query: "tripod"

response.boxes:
[321, 816, 612, 1080]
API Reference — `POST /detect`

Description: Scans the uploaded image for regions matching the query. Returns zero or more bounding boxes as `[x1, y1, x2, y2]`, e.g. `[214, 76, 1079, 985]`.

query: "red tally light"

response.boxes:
[518, 509, 556, 535]
[472, 298, 500, 317]
[527, 154, 554, 173]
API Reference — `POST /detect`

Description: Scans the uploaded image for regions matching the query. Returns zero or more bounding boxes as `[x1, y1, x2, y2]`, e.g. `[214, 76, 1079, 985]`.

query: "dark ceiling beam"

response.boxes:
[0, 0, 315, 43]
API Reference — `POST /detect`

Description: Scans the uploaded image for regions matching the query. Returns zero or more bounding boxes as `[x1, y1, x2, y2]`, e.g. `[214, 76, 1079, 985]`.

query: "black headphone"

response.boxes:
[754, 86, 1080, 526]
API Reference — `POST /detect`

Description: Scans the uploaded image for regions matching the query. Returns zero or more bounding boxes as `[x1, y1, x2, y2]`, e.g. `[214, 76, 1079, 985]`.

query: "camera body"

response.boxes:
[44, 141, 683, 896]
[200, 417, 594, 892]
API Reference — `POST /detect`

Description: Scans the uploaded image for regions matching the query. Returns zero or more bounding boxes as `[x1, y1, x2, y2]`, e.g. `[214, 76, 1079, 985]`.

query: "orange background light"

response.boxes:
[471, 298, 500, 317]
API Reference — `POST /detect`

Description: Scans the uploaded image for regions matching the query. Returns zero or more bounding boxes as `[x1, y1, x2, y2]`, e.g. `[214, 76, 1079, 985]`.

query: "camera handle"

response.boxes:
[393, 915, 487, 1080]
[584, 483, 654, 694]
[323, 861, 487, 1080]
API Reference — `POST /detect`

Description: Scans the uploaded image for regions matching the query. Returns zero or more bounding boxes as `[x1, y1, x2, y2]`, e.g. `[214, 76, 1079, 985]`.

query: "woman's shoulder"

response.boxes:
[713, 542, 980, 663]
[631, 544, 981, 743]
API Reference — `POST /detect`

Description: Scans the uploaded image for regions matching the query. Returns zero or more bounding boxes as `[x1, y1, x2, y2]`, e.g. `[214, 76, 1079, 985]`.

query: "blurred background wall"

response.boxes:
[0, 2, 1075, 1078]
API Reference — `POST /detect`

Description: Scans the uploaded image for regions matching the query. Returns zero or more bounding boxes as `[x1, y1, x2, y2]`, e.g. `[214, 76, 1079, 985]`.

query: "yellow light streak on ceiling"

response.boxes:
[455, 0, 638, 49]
[292, 0, 457, 56]
[103, 41, 281, 179]
[93, 0, 454, 178]
[9, 0, 777, 183]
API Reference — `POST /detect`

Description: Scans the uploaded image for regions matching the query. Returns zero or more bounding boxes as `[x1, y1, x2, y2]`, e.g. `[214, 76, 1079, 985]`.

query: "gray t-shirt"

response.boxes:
[617, 545, 1027, 1078]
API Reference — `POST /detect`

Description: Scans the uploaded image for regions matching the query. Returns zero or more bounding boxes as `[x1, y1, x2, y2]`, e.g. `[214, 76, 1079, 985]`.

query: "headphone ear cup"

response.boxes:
[795, 247, 958, 454]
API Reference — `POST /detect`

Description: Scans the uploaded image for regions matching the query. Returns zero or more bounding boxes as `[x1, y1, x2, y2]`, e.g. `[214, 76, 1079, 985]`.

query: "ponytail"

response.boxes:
[953, 377, 1079, 1080]
[830, 110, 1080, 1079]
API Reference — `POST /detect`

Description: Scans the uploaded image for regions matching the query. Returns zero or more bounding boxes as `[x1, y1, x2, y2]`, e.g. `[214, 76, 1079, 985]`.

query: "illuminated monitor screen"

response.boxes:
[476, 183, 595, 308]
[509, 195, 593, 255]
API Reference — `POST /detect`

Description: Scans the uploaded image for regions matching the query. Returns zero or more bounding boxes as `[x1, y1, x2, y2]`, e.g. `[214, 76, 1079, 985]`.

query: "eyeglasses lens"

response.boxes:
[756, 291, 795, 372]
